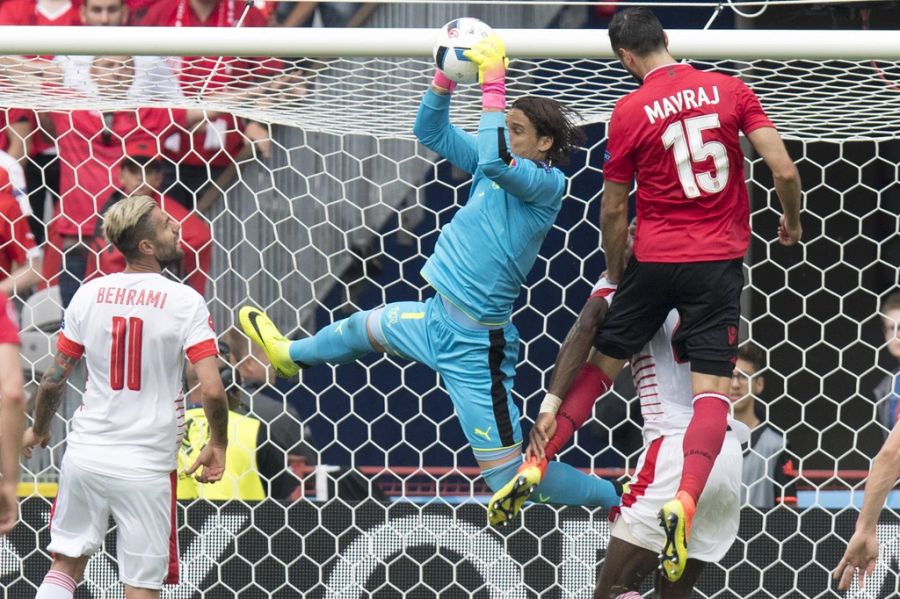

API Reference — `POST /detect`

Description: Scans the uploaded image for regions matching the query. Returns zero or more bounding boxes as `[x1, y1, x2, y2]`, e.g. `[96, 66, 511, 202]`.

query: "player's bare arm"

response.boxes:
[600, 181, 631, 283]
[185, 355, 228, 484]
[833, 419, 900, 590]
[24, 350, 81, 454]
[746, 127, 802, 246]
[0, 342, 25, 534]
[527, 297, 610, 460]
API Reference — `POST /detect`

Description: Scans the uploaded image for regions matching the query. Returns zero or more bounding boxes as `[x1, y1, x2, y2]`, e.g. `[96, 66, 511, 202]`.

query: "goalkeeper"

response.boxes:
[241, 34, 622, 513]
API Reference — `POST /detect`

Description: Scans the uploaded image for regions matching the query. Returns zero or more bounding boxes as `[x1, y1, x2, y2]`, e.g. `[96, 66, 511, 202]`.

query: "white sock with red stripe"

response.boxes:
[36, 570, 77, 599]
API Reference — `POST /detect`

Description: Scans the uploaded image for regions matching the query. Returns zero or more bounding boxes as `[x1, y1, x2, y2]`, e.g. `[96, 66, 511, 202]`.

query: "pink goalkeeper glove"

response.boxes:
[463, 35, 508, 110]
[432, 70, 457, 94]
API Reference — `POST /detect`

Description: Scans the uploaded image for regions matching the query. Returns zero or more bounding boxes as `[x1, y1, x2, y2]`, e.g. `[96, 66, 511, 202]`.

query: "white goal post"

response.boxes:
[0, 26, 899, 58]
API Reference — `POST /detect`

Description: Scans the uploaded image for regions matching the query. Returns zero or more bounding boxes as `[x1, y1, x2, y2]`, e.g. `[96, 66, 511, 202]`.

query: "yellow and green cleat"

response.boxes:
[238, 306, 300, 378]
[487, 457, 547, 527]
[658, 490, 696, 582]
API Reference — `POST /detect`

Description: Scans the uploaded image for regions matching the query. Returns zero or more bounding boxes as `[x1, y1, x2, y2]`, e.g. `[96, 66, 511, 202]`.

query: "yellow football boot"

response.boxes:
[238, 306, 300, 378]
[658, 490, 696, 582]
[488, 457, 547, 527]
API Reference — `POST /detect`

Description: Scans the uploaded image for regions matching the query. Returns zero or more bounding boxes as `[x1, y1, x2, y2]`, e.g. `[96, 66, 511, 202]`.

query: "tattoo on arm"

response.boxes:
[204, 397, 229, 447]
[33, 352, 79, 435]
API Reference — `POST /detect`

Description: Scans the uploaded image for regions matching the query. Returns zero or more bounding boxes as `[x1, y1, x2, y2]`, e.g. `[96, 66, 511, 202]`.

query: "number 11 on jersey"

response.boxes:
[110, 316, 143, 391]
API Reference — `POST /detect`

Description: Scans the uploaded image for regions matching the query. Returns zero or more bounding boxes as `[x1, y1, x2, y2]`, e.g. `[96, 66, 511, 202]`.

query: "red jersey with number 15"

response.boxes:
[57, 272, 217, 479]
[603, 63, 774, 263]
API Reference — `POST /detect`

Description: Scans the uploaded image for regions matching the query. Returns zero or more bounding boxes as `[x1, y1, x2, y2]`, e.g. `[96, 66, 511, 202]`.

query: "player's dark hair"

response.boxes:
[737, 342, 766, 375]
[608, 8, 667, 58]
[511, 96, 586, 167]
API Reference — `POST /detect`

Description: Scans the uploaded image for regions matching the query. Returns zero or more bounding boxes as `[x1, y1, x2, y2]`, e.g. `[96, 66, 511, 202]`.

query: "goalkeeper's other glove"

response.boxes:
[463, 35, 508, 110]
[432, 69, 457, 94]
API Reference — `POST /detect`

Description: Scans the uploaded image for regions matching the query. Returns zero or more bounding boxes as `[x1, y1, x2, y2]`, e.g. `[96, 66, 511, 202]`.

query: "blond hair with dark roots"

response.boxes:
[102, 194, 158, 260]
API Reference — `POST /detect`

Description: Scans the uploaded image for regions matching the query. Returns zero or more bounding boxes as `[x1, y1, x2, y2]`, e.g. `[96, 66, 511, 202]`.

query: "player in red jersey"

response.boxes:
[0, 291, 25, 535]
[24, 195, 228, 599]
[491, 8, 802, 583]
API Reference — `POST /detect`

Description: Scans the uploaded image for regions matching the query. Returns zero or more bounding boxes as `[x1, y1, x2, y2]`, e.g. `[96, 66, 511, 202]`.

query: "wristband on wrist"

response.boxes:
[481, 79, 506, 110]
[432, 70, 457, 94]
[539, 393, 562, 415]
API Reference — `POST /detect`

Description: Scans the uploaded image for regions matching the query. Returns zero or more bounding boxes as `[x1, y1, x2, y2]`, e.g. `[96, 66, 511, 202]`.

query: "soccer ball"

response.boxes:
[433, 18, 494, 84]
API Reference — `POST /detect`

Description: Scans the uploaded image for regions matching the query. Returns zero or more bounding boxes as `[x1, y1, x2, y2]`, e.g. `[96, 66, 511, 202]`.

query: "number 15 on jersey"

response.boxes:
[662, 114, 730, 198]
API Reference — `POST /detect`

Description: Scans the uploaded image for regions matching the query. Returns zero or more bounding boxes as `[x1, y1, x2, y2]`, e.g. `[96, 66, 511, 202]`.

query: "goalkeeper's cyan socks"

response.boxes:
[288, 310, 375, 366]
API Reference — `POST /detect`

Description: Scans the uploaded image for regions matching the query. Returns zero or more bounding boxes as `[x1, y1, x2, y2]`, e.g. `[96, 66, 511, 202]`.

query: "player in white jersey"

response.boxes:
[526, 276, 749, 599]
[596, 307, 749, 598]
[23, 195, 228, 599]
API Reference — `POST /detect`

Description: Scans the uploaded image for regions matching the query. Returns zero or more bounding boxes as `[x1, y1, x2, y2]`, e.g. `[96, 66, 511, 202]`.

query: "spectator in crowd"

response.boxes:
[38, 55, 207, 307]
[874, 289, 900, 438]
[729, 342, 797, 508]
[226, 327, 317, 497]
[138, 0, 275, 210]
[0, 0, 80, 246]
[0, 165, 42, 297]
[92, 156, 212, 296]
[54, 0, 181, 102]
[177, 342, 305, 500]
[80, 0, 127, 25]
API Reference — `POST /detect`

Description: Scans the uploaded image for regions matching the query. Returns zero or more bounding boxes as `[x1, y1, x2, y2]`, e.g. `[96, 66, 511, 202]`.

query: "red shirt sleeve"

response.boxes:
[735, 79, 775, 135]
[601, 101, 636, 184]
[0, 293, 19, 345]
[185, 338, 217, 364]
[57, 331, 84, 359]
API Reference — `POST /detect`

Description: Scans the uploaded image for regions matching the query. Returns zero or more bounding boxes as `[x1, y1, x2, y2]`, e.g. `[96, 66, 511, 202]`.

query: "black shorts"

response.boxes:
[593, 257, 743, 377]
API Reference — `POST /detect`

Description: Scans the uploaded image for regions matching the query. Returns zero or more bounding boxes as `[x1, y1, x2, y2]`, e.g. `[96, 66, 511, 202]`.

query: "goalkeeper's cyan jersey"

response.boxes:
[414, 90, 566, 326]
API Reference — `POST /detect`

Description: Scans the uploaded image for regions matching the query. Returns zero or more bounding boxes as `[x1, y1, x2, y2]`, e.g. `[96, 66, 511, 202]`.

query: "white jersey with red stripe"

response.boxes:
[631, 309, 749, 444]
[57, 272, 217, 479]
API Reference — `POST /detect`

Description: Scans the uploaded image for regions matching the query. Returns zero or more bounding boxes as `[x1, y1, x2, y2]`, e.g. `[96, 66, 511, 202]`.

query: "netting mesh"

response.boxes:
[2, 55, 900, 139]
[2, 42, 899, 599]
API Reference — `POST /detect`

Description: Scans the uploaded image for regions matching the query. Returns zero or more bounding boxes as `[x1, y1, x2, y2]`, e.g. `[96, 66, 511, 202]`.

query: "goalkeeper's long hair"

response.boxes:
[512, 96, 586, 167]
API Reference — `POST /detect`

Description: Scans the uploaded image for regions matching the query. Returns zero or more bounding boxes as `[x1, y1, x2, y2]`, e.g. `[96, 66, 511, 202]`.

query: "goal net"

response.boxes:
[3, 13, 900, 599]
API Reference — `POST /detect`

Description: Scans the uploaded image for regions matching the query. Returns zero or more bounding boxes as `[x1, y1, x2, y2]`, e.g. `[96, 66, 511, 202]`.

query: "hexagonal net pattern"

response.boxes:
[1, 50, 898, 598]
